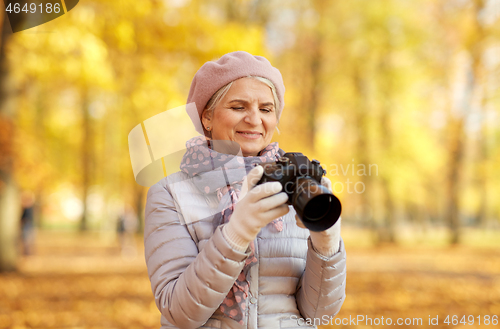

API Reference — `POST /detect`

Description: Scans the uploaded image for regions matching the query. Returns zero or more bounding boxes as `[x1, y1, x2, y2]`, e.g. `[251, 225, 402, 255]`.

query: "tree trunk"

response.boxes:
[470, 0, 488, 228]
[445, 0, 486, 244]
[305, 44, 322, 151]
[80, 86, 92, 231]
[445, 117, 465, 245]
[474, 82, 488, 228]
[353, 63, 374, 232]
[303, 0, 328, 152]
[33, 87, 48, 228]
[0, 10, 20, 272]
[135, 185, 145, 234]
[377, 25, 396, 244]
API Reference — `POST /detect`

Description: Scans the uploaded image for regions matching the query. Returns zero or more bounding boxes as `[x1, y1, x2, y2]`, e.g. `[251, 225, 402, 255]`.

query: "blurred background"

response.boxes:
[0, 0, 499, 328]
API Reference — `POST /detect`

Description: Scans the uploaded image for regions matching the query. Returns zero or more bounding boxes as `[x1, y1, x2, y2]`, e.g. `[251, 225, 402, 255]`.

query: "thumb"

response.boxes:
[245, 165, 264, 189]
[240, 165, 264, 199]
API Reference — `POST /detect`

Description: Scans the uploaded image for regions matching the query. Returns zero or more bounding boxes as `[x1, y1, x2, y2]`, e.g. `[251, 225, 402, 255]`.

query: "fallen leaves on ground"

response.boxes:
[0, 231, 499, 329]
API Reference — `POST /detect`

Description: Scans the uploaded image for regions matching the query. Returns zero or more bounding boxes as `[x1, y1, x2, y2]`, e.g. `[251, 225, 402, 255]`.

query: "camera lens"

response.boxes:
[304, 195, 332, 221]
[294, 178, 342, 232]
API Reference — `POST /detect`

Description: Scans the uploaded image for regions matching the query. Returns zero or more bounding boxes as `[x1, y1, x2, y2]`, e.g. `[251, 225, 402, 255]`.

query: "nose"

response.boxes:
[243, 106, 262, 126]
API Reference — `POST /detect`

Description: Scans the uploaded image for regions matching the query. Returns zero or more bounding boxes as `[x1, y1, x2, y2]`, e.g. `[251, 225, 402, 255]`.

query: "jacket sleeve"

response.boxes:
[144, 181, 250, 329]
[295, 236, 346, 321]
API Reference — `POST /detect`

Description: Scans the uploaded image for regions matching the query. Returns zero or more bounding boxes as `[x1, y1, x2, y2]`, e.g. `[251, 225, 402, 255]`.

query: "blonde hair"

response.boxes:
[202, 76, 281, 135]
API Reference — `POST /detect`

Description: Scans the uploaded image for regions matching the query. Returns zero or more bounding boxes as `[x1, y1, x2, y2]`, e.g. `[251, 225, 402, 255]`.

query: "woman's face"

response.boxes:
[202, 78, 278, 157]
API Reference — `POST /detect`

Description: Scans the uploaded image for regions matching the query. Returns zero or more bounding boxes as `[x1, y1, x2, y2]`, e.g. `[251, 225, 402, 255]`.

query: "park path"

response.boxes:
[1, 229, 499, 328]
[0, 231, 159, 329]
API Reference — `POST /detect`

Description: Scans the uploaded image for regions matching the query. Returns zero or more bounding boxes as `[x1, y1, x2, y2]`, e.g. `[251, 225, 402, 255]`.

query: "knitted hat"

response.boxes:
[186, 51, 285, 135]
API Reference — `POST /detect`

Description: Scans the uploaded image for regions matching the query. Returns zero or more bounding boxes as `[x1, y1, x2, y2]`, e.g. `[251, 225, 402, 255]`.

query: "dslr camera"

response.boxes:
[256, 153, 342, 232]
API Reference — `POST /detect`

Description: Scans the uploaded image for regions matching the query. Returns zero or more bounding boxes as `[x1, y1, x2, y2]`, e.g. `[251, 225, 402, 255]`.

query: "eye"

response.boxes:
[231, 107, 244, 110]
[260, 108, 272, 113]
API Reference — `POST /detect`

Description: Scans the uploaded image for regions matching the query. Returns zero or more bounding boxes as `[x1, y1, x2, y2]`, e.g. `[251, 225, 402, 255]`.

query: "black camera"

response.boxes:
[256, 153, 342, 232]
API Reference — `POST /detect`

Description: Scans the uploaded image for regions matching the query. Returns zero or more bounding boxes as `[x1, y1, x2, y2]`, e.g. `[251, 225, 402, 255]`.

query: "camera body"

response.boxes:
[256, 153, 342, 232]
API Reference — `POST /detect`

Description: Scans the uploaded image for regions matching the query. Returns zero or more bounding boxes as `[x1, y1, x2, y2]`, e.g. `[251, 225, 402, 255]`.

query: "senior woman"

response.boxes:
[144, 51, 346, 329]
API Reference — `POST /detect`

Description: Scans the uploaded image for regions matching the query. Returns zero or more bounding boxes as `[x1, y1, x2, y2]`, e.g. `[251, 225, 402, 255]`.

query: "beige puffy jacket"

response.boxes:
[144, 171, 346, 329]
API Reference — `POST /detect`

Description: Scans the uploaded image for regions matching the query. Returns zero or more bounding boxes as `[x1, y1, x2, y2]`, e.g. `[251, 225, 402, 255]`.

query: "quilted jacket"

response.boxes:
[144, 171, 346, 329]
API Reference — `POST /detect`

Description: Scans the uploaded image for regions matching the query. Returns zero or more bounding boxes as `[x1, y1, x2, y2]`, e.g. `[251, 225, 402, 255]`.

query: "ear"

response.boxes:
[201, 108, 212, 129]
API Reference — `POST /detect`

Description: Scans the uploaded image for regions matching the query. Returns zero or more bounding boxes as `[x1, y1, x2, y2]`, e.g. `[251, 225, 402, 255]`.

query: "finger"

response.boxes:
[260, 204, 290, 223]
[321, 176, 332, 192]
[254, 192, 288, 212]
[245, 165, 264, 191]
[249, 181, 283, 201]
[295, 214, 307, 229]
[240, 177, 249, 200]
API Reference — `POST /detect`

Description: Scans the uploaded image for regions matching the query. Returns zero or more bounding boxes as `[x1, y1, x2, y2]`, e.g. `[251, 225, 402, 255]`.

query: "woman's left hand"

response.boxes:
[295, 176, 342, 257]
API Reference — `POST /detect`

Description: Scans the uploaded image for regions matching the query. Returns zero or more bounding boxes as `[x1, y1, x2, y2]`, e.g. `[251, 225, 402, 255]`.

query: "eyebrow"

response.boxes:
[228, 99, 275, 108]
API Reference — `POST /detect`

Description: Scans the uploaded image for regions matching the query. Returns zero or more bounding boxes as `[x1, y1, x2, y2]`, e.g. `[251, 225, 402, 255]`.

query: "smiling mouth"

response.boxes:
[238, 132, 261, 135]
[236, 131, 262, 139]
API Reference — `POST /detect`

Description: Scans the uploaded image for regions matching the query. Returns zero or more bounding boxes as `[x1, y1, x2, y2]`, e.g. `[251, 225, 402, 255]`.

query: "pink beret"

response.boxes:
[186, 51, 285, 134]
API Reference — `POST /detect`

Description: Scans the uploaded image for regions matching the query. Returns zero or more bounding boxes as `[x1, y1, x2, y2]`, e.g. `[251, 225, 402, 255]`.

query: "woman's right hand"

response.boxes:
[223, 165, 290, 249]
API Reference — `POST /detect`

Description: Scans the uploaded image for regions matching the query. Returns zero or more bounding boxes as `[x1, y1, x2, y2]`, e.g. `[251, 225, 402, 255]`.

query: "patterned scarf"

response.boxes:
[179, 136, 284, 325]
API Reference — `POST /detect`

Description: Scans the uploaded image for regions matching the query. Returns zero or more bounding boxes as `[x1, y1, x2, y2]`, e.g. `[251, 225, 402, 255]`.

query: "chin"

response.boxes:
[235, 136, 269, 156]
[241, 146, 263, 157]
